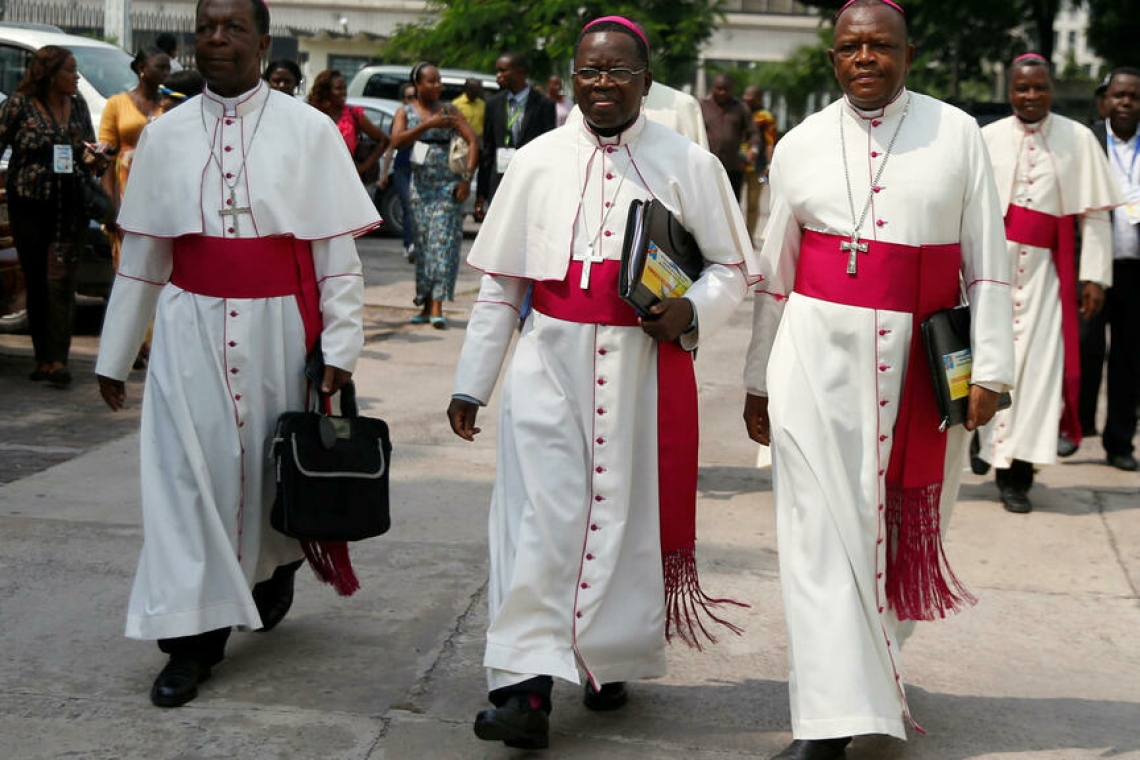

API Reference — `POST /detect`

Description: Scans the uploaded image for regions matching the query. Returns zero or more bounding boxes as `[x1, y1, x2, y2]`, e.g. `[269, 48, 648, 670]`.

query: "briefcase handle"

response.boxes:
[303, 340, 359, 418]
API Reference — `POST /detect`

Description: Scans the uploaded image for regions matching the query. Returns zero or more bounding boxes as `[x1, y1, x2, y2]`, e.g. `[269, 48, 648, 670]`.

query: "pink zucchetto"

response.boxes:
[836, 0, 906, 18]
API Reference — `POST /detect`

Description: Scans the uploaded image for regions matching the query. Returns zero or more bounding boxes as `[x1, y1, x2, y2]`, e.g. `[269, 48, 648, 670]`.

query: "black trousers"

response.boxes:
[9, 196, 81, 365]
[1103, 259, 1140, 457]
[158, 627, 231, 666]
[1079, 305, 1107, 437]
[489, 676, 553, 714]
[725, 169, 744, 201]
[996, 459, 1035, 492]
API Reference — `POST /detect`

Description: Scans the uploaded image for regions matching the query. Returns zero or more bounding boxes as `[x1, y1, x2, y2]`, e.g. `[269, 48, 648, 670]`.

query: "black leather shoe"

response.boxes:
[47, 367, 72, 387]
[999, 485, 1032, 514]
[473, 694, 550, 750]
[1107, 453, 1139, 472]
[150, 657, 212, 707]
[1057, 434, 1079, 458]
[772, 737, 852, 760]
[970, 433, 990, 475]
[253, 559, 303, 632]
[583, 681, 628, 711]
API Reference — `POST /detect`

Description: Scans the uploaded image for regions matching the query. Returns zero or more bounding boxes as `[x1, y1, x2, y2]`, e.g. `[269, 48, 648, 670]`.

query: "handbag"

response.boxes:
[271, 350, 392, 542]
[447, 108, 469, 175]
[352, 109, 381, 186]
[81, 172, 115, 225]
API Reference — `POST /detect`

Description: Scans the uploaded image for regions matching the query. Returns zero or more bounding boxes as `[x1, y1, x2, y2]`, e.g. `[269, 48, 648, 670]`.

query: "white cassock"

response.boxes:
[454, 115, 758, 691]
[978, 113, 1120, 467]
[565, 82, 710, 148]
[744, 90, 1015, 739]
[96, 83, 381, 639]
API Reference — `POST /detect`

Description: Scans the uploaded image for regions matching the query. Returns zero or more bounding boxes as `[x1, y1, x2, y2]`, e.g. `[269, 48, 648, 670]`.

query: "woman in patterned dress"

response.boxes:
[389, 62, 479, 328]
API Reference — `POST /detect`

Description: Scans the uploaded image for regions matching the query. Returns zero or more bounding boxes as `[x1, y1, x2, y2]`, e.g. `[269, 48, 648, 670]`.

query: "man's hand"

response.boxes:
[964, 384, 1000, 431]
[743, 393, 770, 445]
[447, 398, 481, 441]
[321, 366, 352, 395]
[97, 374, 126, 411]
[1080, 281, 1105, 319]
[640, 298, 694, 343]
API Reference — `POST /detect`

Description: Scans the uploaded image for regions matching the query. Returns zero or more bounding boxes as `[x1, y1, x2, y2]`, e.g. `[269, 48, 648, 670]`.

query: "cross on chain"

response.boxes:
[840, 233, 869, 274]
[218, 187, 252, 236]
[572, 243, 606, 289]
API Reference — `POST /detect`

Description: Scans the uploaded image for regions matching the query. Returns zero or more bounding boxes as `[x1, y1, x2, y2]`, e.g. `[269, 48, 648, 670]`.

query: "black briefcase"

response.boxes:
[921, 305, 1012, 430]
[271, 378, 391, 542]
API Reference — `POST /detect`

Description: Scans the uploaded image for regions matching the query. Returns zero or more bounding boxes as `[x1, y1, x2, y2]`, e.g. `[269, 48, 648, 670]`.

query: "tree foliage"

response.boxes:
[1084, 0, 1140, 69]
[383, 0, 723, 86]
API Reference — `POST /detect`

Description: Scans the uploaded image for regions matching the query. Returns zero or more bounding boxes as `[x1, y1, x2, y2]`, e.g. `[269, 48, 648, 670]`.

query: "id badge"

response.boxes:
[53, 144, 74, 174]
[1125, 186, 1140, 225]
[496, 147, 517, 174]
[411, 141, 429, 165]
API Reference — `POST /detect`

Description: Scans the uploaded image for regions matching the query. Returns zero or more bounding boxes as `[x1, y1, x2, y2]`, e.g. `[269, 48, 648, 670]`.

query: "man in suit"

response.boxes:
[1084, 67, 1140, 471]
[475, 51, 556, 218]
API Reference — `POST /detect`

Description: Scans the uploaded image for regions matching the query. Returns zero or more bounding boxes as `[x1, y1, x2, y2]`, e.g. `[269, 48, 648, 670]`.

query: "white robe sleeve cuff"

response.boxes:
[314, 235, 365, 373]
[452, 275, 529, 404]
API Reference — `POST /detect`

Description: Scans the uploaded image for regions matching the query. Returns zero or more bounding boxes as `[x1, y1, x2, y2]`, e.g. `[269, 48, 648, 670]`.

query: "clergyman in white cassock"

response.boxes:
[747, 86, 1016, 738]
[976, 56, 1120, 512]
[96, 80, 380, 690]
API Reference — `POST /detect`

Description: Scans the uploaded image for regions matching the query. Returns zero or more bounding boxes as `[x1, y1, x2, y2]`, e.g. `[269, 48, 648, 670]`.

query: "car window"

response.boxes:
[362, 74, 403, 100]
[70, 46, 136, 99]
[361, 107, 393, 134]
[0, 44, 28, 96]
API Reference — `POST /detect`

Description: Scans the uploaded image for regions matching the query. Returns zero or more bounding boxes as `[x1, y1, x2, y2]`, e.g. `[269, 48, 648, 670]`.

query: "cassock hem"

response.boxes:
[484, 643, 579, 685]
[125, 602, 262, 640]
[793, 715, 907, 741]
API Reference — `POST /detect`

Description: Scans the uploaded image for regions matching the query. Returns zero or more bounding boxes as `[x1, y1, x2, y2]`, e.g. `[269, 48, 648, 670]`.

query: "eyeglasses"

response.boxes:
[573, 67, 646, 85]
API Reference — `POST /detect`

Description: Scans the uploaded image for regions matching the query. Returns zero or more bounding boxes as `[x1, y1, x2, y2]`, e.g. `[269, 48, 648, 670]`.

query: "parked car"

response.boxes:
[347, 65, 499, 103]
[0, 23, 127, 332]
[348, 95, 479, 239]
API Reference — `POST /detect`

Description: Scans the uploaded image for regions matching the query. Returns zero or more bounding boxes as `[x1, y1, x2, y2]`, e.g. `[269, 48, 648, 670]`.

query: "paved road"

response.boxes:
[0, 232, 1137, 759]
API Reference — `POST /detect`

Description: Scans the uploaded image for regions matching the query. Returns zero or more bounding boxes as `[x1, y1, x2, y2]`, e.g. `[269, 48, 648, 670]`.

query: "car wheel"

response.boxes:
[0, 307, 28, 334]
[377, 186, 405, 238]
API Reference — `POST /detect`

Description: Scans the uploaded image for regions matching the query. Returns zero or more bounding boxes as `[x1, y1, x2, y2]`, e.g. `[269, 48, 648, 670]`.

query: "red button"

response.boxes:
[878, 606, 885, 613]
[872, 120, 882, 127]
[596, 437, 605, 444]
[606, 147, 615, 153]
[877, 572, 884, 579]
[877, 537, 883, 544]
[873, 185, 882, 193]
[879, 364, 889, 371]
[878, 469, 885, 476]
[597, 408, 606, 415]
[871, 151, 880, 157]
[595, 466, 604, 473]
[590, 524, 599, 531]
[604, 201, 611, 207]
[225, 172, 233, 178]
[224, 145, 232, 152]
[230, 310, 238, 317]
[238, 421, 244, 427]
[879, 434, 888, 441]
[603, 230, 612, 237]
[586, 553, 594, 560]
[876, 219, 886, 227]
[879, 505, 884, 511]
[606, 173, 614, 179]
[597, 378, 606, 385]
[230, 368, 239, 374]
[228, 341, 237, 347]
[598, 348, 607, 355]
[225, 119, 233, 125]
[228, 227, 235, 234]
[576, 611, 583, 618]
[879, 400, 888, 407]
[226, 198, 233, 205]
[594, 495, 603, 502]
[581, 583, 589, 589]
[234, 394, 242, 400]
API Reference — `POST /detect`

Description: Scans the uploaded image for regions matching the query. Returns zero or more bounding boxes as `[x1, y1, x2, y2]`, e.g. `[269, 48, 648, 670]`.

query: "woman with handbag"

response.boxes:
[389, 61, 479, 328]
[307, 69, 389, 185]
[0, 45, 104, 386]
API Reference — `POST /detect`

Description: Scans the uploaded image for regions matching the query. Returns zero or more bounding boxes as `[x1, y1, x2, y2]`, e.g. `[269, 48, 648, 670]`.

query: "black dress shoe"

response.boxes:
[970, 432, 990, 475]
[150, 657, 212, 707]
[473, 694, 550, 750]
[1057, 434, 1079, 458]
[47, 367, 72, 387]
[28, 369, 49, 382]
[999, 485, 1032, 514]
[253, 559, 304, 632]
[1107, 453, 1139, 472]
[583, 681, 628, 711]
[772, 737, 852, 760]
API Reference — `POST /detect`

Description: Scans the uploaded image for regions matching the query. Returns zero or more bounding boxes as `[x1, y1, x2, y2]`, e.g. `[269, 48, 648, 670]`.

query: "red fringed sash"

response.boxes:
[796, 230, 974, 621]
[532, 259, 746, 646]
[1004, 205, 1081, 446]
[171, 234, 360, 597]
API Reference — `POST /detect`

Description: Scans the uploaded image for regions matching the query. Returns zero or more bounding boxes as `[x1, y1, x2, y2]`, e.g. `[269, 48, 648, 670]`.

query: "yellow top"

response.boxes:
[452, 94, 485, 137]
[99, 92, 164, 197]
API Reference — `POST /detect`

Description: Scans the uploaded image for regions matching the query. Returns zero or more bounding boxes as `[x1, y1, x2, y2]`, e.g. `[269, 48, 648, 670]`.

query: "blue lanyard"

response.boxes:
[1109, 133, 1139, 185]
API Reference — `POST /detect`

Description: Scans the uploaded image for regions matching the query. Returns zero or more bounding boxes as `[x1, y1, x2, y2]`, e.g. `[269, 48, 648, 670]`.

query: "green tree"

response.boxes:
[383, 0, 724, 86]
[1085, 0, 1140, 69]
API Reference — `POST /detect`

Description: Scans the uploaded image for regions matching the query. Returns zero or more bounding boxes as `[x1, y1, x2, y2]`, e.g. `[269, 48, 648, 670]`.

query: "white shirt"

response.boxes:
[1108, 126, 1140, 260]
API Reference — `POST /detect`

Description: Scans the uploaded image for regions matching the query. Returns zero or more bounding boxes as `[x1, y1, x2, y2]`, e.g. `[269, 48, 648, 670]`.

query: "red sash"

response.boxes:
[796, 230, 974, 621]
[170, 234, 359, 597]
[532, 259, 745, 646]
[1004, 204, 1082, 446]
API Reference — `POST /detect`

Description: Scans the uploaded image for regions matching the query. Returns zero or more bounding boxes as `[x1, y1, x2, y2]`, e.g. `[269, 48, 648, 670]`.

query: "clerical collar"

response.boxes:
[1016, 112, 1051, 134]
[202, 81, 268, 118]
[580, 113, 647, 146]
[843, 87, 908, 120]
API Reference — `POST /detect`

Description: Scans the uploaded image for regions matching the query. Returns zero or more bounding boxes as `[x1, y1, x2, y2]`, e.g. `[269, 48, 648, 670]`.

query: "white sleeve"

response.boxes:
[452, 275, 530, 405]
[95, 233, 170, 382]
[1078, 210, 1114, 287]
[680, 261, 746, 351]
[314, 234, 365, 373]
[743, 148, 799, 396]
[960, 122, 1015, 391]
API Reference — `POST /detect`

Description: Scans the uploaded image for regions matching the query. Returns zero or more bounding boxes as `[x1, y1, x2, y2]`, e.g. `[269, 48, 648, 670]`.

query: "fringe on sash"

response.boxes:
[885, 482, 975, 621]
[663, 547, 748, 649]
[302, 540, 360, 596]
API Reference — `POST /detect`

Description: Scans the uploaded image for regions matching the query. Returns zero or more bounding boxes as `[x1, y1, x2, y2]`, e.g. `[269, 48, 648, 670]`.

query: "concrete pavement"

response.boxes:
[0, 235, 1138, 759]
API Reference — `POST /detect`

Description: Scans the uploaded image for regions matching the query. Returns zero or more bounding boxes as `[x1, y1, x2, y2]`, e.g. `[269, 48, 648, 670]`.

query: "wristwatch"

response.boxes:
[460, 171, 473, 182]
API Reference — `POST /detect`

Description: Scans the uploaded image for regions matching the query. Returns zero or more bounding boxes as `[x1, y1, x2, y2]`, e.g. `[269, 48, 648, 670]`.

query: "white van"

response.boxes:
[0, 23, 135, 130]
[347, 64, 498, 102]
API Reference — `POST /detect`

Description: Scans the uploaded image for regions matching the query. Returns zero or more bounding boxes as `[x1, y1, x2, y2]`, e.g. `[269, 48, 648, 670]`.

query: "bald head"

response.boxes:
[711, 74, 734, 106]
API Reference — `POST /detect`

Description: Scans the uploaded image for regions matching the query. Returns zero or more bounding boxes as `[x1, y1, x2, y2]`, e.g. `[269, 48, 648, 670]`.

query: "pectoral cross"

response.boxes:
[218, 187, 252, 236]
[840, 233, 869, 274]
[573, 243, 606, 289]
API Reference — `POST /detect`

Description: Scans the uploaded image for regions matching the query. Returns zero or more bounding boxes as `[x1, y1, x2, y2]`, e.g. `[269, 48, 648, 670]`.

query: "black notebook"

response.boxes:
[619, 199, 705, 316]
[921, 305, 1012, 430]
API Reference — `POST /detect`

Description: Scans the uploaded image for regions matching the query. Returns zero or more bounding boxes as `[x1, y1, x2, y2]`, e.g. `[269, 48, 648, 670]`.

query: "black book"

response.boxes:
[619, 199, 705, 316]
[921, 305, 1012, 430]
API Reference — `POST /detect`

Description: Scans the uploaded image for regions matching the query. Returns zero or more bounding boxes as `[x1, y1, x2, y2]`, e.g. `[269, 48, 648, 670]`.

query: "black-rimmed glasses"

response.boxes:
[573, 67, 646, 85]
